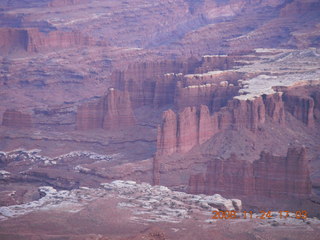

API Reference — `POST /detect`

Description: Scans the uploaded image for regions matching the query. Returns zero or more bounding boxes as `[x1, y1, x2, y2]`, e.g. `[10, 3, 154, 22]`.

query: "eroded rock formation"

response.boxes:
[48, 0, 89, 7]
[283, 94, 315, 127]
[111, 59, 198, 107]
[0, 28, 91, 54]
[0, 28, 28, 54]
[156, 89, 316, 157]
[2, 109, 32, 128]
[189, 147, 311, 199]
[76, 88, 135, 130]
[156, 96, 265, 156]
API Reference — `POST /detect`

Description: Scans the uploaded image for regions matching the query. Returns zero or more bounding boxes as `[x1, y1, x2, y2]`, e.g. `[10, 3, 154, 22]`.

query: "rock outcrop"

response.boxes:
[48, 0, 88, 7]
[153, 73, 184, 107]
[156, 90, 316, 157]
[27, 29, 91, 53]
[194, 55, 235, 73]
[76, 98, 105, 130]
[280, 83, 320, 127]
[262, 92, 285, 124]
[0, 28, 28, 54]
[111, 59, 198, 107]
[0, 28, 91, 54]
[189, 147, 311, 199]
[283, 93, 315, 127]
[156, 109, 178, 156]
[157, 95, 268, 156]
[2, 109, 32, 128]
[102, 88, 135, 130]
[174, 82, 240, 111]
[76, 88, 135, 130]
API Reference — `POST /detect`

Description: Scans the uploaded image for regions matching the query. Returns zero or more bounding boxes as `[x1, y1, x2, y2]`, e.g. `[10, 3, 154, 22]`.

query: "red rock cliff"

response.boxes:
[0, 28, 92, 54]
[76, 88, 135, 130]
[27, 29, 91, 52]
[189, 147, 311, 199]
[2, 109, 32, 128]
[174, 82, 240, 111]
[156, 92, 300, 157]
[111, 59, 199, 107]
[0, 28, 28, 54]
[48, 0, 89, 7]
[157, 95, 269, 156]
[283, 93, 315, 127]
[102, 88, 135, 130]
[76, 98, 104, 130]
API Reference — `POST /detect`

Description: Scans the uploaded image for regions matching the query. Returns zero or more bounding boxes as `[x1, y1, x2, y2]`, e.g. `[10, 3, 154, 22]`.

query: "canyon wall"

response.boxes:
[76, 98, 104, 131]
[188, 147, 311, 199]
[157, 93, 286, 156]
[0, 28, 28, 54]
[111, 60, 198, 107]
[0, 28, 92, 54]
[283, 93, 315, 127]
[156, 85, 320, 158]
[153, 73, 184, 107]
[154, 83, 319, 201]
[2, 109, 32, 128]
[48, 0, 89, 7]
[194, 55, 235, 73]
[174, 82, 240, 111]
[281, 84, 320, 127]
[111, 55, 241, 109]
[27, 29, 91, 52]
[76, 88, 135, 130]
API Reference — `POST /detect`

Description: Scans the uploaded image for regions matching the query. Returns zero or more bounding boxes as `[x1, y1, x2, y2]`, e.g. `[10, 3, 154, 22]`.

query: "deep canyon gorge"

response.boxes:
[0, 0, 320, 239]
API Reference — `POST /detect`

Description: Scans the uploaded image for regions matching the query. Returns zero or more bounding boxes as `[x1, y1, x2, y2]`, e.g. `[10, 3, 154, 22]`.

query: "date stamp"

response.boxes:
[211, 210, 308, 220]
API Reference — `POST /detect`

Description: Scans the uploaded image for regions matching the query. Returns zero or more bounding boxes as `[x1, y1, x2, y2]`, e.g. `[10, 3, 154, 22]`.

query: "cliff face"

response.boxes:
[153, 73, 184, 108]
[263, 92, 285, 124]
[0, 28, 91, 54]
[283, 94, 315, 127]
[281, 84, 320, 127]
[75, 98, 104, 131]
[2, 109, 32, 128]
[312, 91, 320, 120]
[194, 55, 235, 73]
[111, 59, 198, 108]
[189, 147, 311, 199]
[110, 55, 245, 110]
[154, 83, 318, 201]
[102, 89, 135, 130]
[0, 28, 28, 54]
[76, 88, 135, 130]
[254, 147, 311, 198]
[157, 94, 278, 155]
[27, 29, 91, 53]
[156, 109, 178, 156]
[174, 83, 240, 111]
[156, 90, 316, 157]
[279, 0, 320, 17]
[48, 0, 88, 7]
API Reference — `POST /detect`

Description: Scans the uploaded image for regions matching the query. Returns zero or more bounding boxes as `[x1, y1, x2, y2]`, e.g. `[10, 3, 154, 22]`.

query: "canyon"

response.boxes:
[0, 0, 320, 239]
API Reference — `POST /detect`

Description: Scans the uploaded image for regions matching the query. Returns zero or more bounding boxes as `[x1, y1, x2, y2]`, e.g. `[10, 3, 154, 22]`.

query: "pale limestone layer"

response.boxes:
[234, 48, 320, 100]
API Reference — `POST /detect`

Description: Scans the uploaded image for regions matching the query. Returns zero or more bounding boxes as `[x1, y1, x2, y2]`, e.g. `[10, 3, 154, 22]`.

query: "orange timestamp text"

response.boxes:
[211, 210, 308, 220]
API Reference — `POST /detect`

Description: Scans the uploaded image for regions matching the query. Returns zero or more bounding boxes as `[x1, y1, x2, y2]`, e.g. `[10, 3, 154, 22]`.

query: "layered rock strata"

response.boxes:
[157, 93, 286, 156]
[2, 109, 32, 128]
[111, 59, 199, 107]
[174, 82, 240, 111]
[283, 93, 315, 127]
[48, 0, 89, 7]
[76, 88, 135, 130]
[188, 147, 311, 199]
[0, 28, 92, 54]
